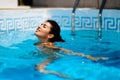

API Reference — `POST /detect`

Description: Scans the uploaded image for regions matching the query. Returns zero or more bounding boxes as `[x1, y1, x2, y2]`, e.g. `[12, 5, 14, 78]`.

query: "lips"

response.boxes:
[36, 28, 41, 32]
[36, 30, 39, 32]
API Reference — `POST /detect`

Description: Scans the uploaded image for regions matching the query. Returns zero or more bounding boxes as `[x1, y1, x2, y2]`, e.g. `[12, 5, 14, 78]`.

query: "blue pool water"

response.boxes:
[0, 30, 120, 80]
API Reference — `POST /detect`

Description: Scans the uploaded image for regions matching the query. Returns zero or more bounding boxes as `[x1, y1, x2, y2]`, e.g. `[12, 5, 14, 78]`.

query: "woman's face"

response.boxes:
[35, 21, 52, 39]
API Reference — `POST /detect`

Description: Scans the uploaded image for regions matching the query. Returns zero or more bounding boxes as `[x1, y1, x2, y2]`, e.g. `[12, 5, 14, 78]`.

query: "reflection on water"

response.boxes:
[0, 30, 120, 80]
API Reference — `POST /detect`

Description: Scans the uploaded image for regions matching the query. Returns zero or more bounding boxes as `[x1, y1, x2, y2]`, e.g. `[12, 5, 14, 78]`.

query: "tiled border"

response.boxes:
[0, 9, 120, 32]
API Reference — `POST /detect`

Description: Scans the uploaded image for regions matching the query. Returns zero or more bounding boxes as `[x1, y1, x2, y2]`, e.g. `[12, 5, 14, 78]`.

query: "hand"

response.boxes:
[86, 55, 108, 61]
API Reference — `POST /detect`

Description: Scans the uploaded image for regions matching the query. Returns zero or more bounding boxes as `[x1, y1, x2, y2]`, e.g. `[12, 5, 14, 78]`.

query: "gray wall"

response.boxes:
[33, 0, 120, 9]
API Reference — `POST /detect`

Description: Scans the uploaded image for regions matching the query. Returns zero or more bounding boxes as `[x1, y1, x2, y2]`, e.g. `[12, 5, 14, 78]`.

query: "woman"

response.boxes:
[34, 20, 108, 78]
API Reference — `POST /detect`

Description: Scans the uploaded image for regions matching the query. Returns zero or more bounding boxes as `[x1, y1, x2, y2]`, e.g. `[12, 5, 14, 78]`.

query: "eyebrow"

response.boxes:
[42, 23, 52, 28]
[41, 23, 48, 26]
[44, 24, 48, 27]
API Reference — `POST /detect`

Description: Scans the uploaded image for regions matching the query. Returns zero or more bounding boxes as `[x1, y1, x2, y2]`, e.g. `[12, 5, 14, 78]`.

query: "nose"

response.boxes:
[37, 23, 44, 30]
[37, 25, 41, 29]
[39, 24, 44, 28]
[40, 25, 42, 28]
[36, 26, 40, 31]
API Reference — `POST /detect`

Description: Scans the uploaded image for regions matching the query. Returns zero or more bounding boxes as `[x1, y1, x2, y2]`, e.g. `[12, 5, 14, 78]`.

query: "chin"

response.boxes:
[34, 32, 39, 36]
[34, 32, 41, 38]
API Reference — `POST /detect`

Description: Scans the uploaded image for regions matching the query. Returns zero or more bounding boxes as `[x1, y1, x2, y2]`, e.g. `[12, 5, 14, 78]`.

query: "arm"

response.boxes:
[60, 48, 108, 61]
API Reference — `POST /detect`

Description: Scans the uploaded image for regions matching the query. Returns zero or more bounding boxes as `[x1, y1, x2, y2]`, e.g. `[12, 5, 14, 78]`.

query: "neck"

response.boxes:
[37, 37, 48, 43]
[43, 42, 54, 46]
[37, 37, 54, 46]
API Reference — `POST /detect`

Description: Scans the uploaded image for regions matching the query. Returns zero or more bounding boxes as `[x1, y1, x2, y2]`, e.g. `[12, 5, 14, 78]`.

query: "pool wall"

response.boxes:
[0, 8, 120, 32]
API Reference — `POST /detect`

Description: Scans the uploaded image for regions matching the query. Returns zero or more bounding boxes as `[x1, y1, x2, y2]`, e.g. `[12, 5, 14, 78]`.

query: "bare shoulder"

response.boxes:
[46, 45, 61, 50]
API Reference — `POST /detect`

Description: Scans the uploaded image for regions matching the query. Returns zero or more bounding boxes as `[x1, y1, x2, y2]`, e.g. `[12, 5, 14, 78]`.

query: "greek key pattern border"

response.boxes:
[0, 16, 120, 32]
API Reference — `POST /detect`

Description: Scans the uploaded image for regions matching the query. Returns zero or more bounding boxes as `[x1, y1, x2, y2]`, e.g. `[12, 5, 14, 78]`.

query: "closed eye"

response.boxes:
[41, 24, 48, 28]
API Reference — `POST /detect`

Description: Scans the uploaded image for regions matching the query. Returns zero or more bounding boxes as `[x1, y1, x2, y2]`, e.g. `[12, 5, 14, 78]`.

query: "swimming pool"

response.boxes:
[0, 29, 120, 80]
[0, 8, 120, 80]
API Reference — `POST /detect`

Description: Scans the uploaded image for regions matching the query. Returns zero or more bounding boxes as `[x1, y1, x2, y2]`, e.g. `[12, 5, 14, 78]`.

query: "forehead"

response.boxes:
[43, 21, 52, 27]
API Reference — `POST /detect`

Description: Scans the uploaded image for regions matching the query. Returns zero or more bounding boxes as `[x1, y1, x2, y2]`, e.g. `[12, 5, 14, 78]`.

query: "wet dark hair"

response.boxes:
[46, 20, 65, 42]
